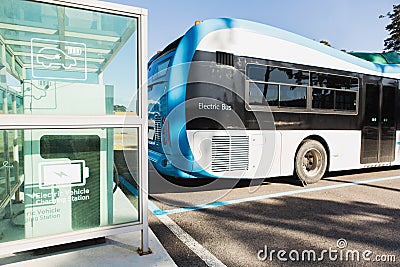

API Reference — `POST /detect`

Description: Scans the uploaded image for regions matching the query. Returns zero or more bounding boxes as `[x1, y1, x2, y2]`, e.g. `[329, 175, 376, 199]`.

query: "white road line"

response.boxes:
[158, 214, 227, 267]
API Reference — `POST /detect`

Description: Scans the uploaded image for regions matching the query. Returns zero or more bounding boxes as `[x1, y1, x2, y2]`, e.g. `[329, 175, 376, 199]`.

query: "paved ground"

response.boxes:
[148, 166, 400, 266]
[0, 229, 176, 267]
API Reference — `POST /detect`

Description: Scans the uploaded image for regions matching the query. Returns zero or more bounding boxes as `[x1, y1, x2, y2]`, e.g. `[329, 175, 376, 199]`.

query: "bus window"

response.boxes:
[312, 89, 334, 109]
[335, 91, 357, 111]
[249, 82, 278, 106]
[155, 58, 171, 78]
[311, 72, 358, 91]
[247, 64, 309, 85]
[279, 85, 307, 108]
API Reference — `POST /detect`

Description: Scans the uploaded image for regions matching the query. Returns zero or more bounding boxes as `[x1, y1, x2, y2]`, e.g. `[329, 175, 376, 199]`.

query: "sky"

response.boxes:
[105, 0, 398, 58]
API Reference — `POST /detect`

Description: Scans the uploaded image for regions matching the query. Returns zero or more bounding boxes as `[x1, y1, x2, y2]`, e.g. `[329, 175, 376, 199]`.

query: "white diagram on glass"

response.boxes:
[30, 38, 87, 81]
[38, 159, 90, 189]
[36, 47, 77, 70]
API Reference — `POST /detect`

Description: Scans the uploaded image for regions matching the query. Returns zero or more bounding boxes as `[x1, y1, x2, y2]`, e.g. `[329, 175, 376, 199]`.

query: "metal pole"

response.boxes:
[138, 122, 150, 254]
[140, 125, 150, 254]
[139, 11, 150, 255]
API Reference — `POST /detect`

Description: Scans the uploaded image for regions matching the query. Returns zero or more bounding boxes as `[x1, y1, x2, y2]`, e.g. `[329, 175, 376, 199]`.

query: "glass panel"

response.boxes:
[335, 91, 357, 111]
[0, 90, 3, 113]
[279, 85, 307, 108]
[0, 129, 24, 243]
[350, 78, 359, 91]
[5, 50, 12, 68]
[0, 72, 23, 114]
[247, 64, 309, 85]
[113, 128, 140, 224]
[16, 96, 23, 114]
[312, 88, 334, 109]
[249, 82, 278, 106]
[7, 94, 12, 113]
[103, 33, 139, 115]
[154, 58, 171, 79]
[311, 72, 358, 91]
[0, 128, 139, 243]
[0, 0, 139, 115]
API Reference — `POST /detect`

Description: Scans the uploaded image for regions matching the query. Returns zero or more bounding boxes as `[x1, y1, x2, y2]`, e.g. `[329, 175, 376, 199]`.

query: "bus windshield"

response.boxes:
[148, 50, 175, 148]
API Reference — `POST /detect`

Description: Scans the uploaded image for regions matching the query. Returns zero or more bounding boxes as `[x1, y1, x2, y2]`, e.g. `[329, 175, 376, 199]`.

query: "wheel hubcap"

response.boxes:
[302, 148, 322, 176]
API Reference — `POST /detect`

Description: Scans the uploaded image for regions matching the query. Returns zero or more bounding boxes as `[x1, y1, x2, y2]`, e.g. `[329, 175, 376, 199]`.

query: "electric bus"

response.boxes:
[148, 18, 400, 184]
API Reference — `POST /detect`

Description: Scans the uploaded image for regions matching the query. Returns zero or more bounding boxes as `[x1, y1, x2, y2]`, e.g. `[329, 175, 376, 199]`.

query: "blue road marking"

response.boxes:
[118, 175, 138, 197]
[150, 175, 400, 217]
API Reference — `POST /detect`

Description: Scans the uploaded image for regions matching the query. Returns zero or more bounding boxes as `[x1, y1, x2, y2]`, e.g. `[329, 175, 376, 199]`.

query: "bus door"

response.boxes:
[379, 78, 396, 162]
[361, 78, 396, 164]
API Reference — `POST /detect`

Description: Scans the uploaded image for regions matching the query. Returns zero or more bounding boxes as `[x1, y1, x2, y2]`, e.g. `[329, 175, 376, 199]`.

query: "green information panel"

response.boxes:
[0, 128, 139, 243]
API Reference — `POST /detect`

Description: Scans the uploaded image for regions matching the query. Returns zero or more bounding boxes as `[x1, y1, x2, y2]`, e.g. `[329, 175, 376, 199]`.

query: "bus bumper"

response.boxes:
[149, 149, 198, 178]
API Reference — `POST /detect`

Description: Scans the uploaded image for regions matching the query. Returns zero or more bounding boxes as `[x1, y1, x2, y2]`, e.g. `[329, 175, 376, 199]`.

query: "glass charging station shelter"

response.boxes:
[0, 0, 149, 254]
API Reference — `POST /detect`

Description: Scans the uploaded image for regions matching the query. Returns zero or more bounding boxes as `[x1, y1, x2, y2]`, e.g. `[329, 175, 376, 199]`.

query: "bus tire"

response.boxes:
[295, 139, 327, 185]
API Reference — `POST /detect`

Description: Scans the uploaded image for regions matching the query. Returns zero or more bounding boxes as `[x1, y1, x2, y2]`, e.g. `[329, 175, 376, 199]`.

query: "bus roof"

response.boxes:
[148, 36, 182, 67]
[171, 18, 400, 78]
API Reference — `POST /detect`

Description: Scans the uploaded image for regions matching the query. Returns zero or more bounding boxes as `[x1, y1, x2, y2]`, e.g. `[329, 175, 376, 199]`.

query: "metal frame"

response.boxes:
[0, 0, 149, 255]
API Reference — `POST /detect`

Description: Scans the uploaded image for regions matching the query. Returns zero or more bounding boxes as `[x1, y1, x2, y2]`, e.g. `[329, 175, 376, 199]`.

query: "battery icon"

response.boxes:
[38, 159, 89, 189]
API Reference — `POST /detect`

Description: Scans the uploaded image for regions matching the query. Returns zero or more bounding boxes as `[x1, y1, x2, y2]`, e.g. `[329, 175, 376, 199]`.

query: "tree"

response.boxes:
[319, 40, 348, 52]
[114, 104, 127, 112]
[382, 4, 400, 52]
[319, 40, 332, 47]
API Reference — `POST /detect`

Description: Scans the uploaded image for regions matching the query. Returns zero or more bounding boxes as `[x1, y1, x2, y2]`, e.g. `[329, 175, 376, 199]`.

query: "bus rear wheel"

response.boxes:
[295, 139, 327, 185]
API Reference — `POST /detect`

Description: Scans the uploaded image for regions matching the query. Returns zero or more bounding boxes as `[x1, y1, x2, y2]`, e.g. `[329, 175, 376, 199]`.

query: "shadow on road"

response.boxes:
[149, 162, 400, 195]
[152, 193, 400, 267]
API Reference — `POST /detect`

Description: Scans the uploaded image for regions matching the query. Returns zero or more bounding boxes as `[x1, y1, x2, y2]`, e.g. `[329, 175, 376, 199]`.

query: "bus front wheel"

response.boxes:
[295, 139, 327, 185]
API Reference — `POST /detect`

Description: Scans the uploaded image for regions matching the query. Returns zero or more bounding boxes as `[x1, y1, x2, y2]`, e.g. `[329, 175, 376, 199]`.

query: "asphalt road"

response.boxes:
[148, 166, 400, 267]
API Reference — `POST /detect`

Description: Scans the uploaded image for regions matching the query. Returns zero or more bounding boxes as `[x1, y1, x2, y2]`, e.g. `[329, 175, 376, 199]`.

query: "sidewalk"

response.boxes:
[0, 228, 177, 267]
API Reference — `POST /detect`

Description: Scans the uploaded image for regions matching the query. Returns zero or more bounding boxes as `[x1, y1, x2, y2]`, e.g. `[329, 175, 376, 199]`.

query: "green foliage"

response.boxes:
[383, 4, 400, 52]
[114, 104, 127, 112]
[319, 40, 332, 47]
